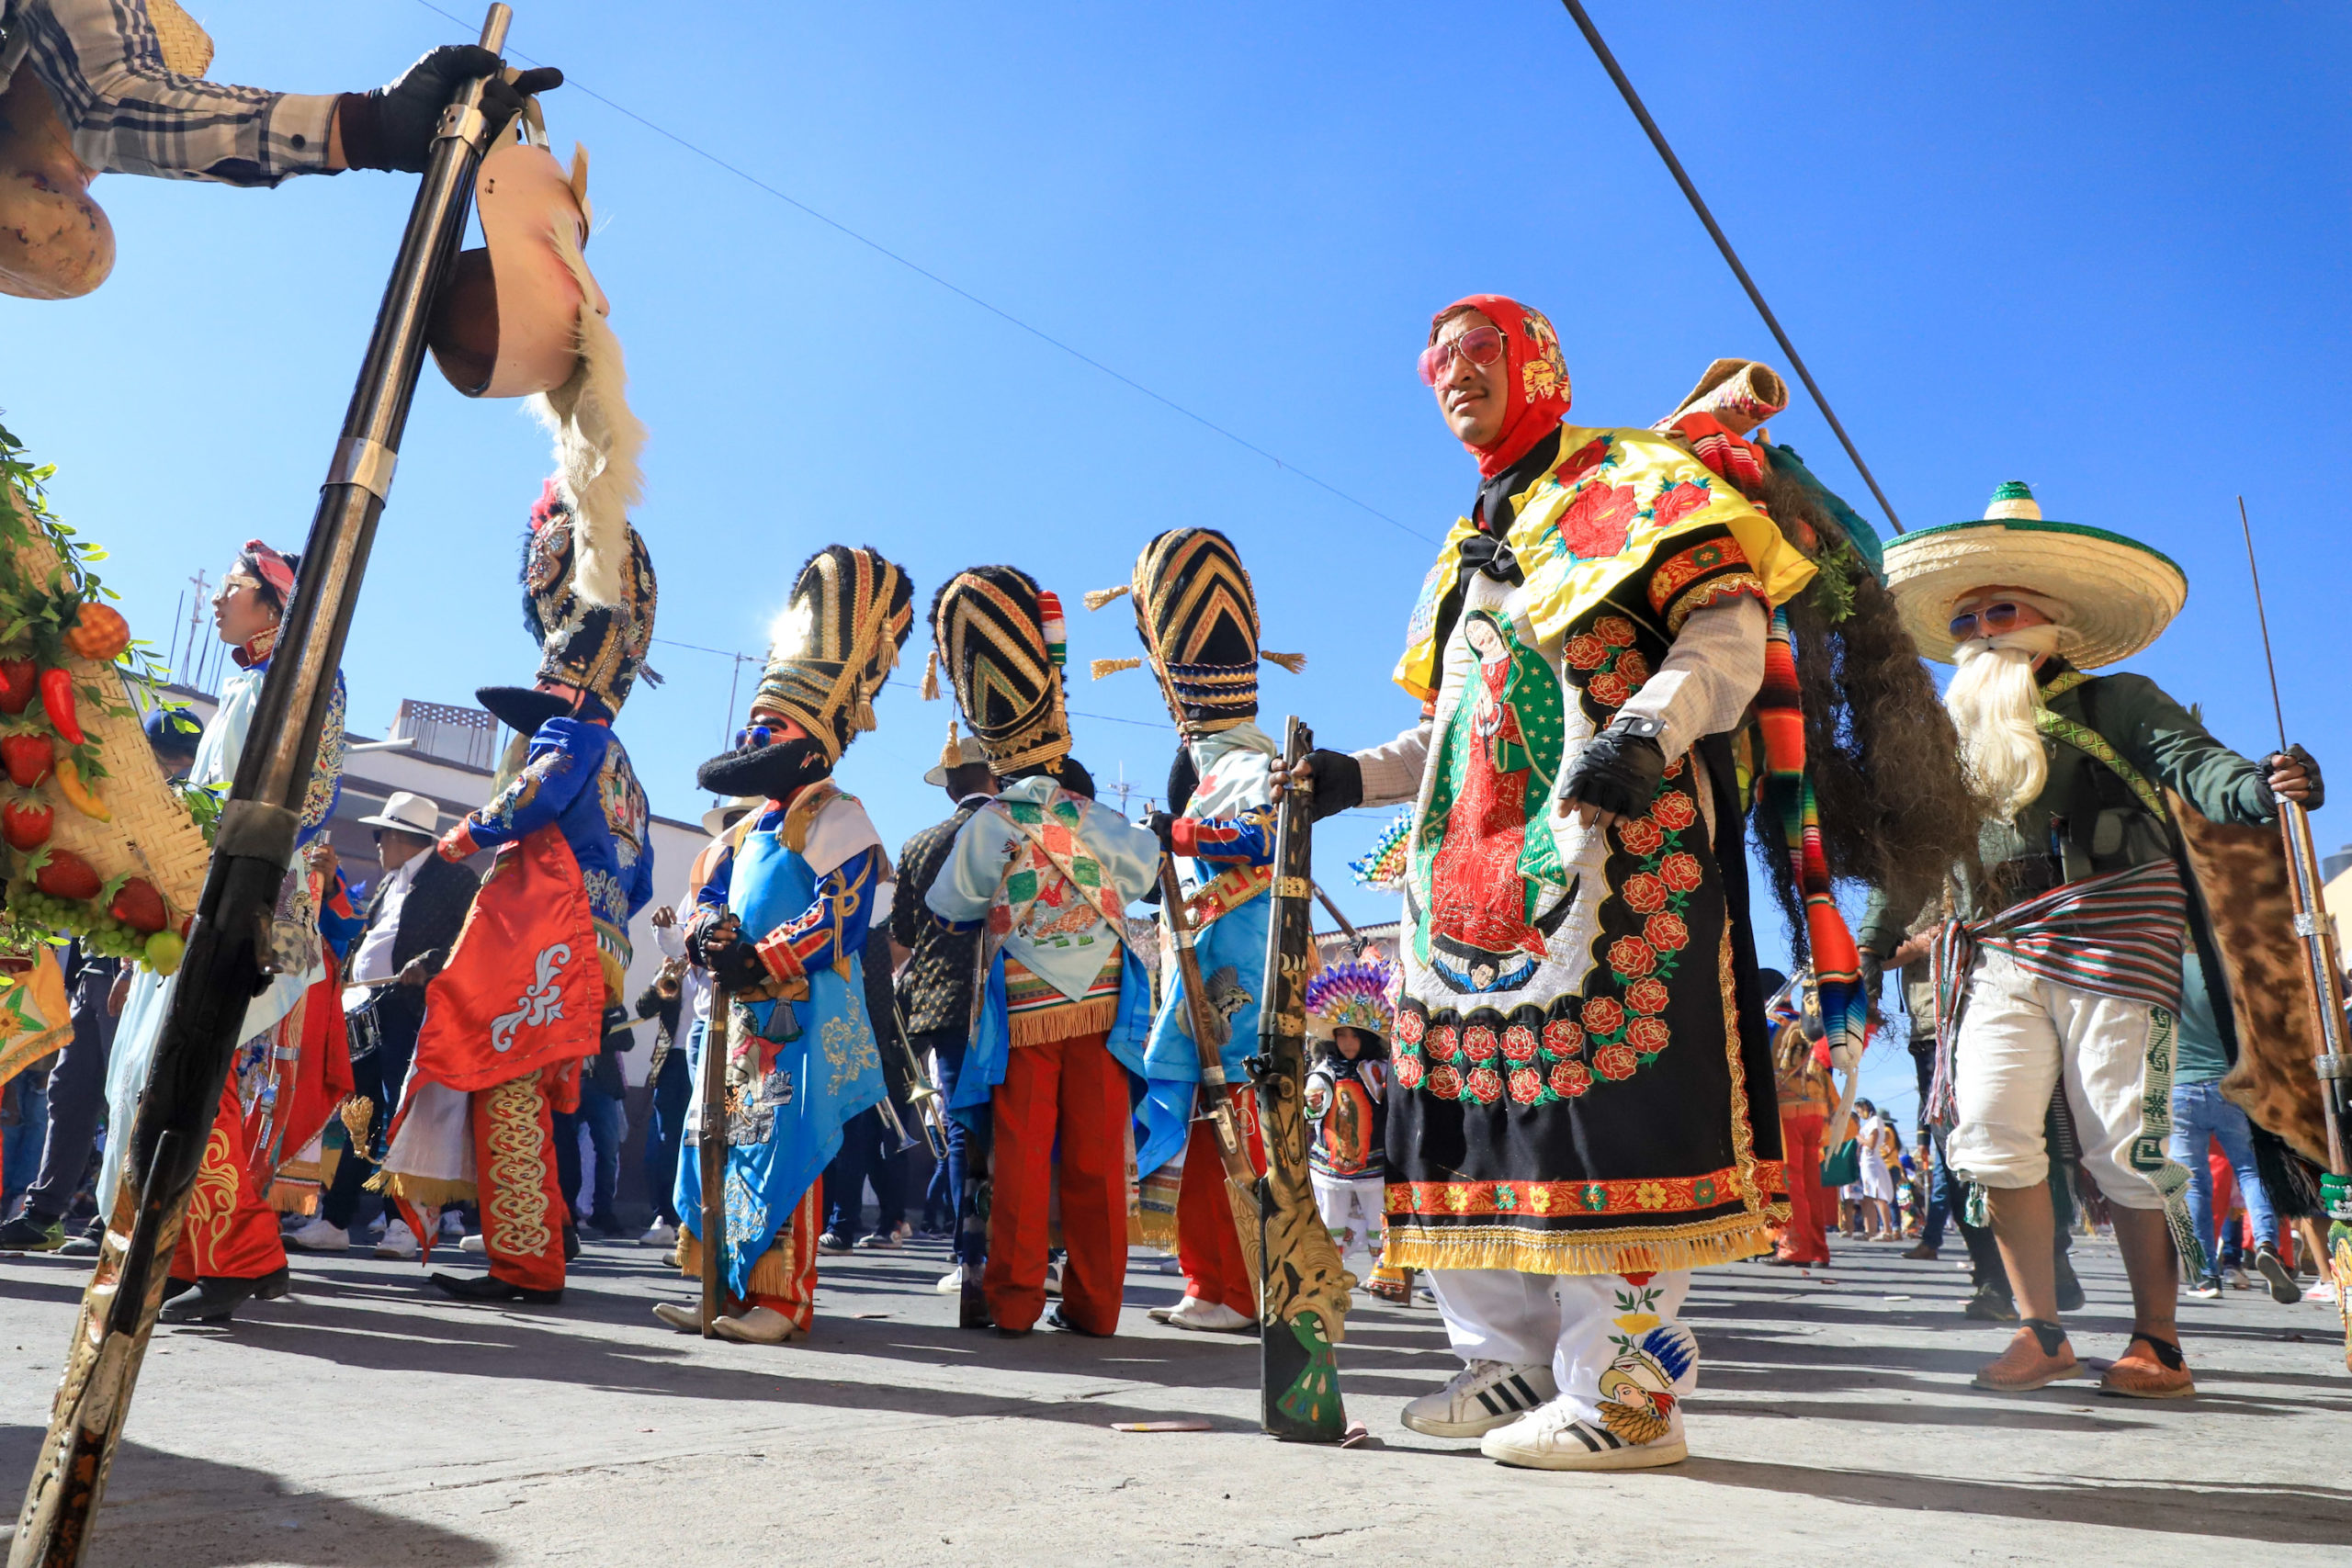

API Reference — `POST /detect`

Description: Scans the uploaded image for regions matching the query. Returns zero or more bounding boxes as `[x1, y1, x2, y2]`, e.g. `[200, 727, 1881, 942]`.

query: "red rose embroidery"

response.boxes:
[1625, 977, 1671, 1015]
[1586, 671, 1631, 708]
[1462, 1025, 1498, 1063]
[1596, 616, 1638, 649]
[1466, 1066, 1504, 1105]
[1616, 818, 1664, 856]
[1626, 1017, 1671, 1053]
[1563, 634, 1610, 671]
[1644, 912, 1690, 953]
[1501, 1024, 1539, 1062]
[1559, 484, 1640, 560]
[1622, 873, 1668, 914]
[1580, 997, 1625, 1035]
[1662, 755, 1686, 780]
[1593, 1043, 1640, 1081]
[1658, 852, 1702, 893]
[1395, 1055, 1426, 1090]
[1549, 1060, 1593, 1098]
[1614, 649, 1650, 689]
[1427, 1065, 1462, 1100]
[1394, 1009, 1426, 1044]
[1544, 1018, 1587, 1056]
[1651, 792, 1697, 830]
[1426, 1024, 1459, 1063]
[1608, 936, 1660, 977]
[1650, 480, 1713, 531]
[1508, 1067, 1543, 1105]
[1559, 435, 1611, 485]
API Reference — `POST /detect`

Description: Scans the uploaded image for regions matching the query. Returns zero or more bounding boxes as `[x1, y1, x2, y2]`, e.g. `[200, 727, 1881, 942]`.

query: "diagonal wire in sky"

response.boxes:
[412, 0, 1437, 545]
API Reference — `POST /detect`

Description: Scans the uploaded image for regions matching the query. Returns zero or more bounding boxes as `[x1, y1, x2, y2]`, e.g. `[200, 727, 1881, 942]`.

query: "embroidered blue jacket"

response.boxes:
[695, 794, 887, 986]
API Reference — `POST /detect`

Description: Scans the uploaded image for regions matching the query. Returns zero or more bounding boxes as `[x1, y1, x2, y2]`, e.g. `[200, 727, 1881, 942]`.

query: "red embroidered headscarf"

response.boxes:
[1429, 294, 1572, 478]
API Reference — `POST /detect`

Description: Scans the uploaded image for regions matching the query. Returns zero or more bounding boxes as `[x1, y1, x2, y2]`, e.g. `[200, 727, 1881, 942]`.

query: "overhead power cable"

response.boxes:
[412, 0, 1435, 545]
[1557, 0, 1906, 534]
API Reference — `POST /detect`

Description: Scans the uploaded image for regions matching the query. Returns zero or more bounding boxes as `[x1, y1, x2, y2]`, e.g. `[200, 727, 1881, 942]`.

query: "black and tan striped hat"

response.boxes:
[922, 565, 1073, 772]
[1083, 528, 1301, 736]
[751, 546, 915, 762]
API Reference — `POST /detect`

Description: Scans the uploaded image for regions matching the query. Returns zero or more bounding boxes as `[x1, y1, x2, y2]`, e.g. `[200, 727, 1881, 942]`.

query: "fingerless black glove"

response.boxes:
[2259, 742, 2325, 812]
[704, 935, 771, 994]
[1559, 714, 1667, 819]
[1300, 749, 1363, 823]
[1142, 808, 1177, 857]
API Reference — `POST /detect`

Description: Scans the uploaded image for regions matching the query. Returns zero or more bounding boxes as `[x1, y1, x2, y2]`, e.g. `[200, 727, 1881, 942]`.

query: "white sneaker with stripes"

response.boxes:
[1480, 1394, 1688, 1471]
[1399, 1359, 1557, 1438]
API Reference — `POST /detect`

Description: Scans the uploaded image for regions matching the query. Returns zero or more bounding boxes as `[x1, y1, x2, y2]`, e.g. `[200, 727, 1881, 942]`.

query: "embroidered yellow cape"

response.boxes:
[0, 947, 72, 1091]
[1394, 424, 1815, 702]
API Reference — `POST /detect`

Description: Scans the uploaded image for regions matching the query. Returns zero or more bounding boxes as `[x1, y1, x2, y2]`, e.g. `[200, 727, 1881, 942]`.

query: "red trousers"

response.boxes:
[172, 1079, 287, 1282]
[1778, 1110, 1832, 1265]
[1176, 1084, 1265, 1315]
[473, 1068, 567, 1293]
[986, 1030, 1128, 1335]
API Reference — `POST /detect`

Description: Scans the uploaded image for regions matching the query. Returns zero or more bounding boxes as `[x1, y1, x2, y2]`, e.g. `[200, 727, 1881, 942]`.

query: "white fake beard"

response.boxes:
[1944, 625, 2066, 823]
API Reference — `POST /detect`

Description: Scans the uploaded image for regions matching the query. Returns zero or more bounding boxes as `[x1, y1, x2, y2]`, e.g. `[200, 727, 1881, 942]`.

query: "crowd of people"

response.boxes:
[1, 0, 2346, 1488]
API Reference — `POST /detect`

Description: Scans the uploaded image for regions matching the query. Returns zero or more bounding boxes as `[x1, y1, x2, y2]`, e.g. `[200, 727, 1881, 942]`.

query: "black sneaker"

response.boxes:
[2255, 1244, 2302, 1304]
[1963, 1283, 2019, 1322]
[0, 1213, 64, 1252]
[57, 1217, 105, 1258]
[817, 1231, 854, 1255]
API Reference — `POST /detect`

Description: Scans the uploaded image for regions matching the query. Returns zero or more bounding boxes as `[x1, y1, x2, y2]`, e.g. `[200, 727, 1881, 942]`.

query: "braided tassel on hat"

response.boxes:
[1090, 657, 1143, 680]
[1260, 649, 1307, 674]
[920, 648, 940, 701]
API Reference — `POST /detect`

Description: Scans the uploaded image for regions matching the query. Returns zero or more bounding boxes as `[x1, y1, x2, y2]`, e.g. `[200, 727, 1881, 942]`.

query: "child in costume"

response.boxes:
[656, 546, 912, 1345]
[922, 567, 1159, 1337]
[380, 480, 658, 1305]
[1303, 955, 1400, 1297]
[102, 542, 347, 1325]
[1084, 528, 1307, 1334]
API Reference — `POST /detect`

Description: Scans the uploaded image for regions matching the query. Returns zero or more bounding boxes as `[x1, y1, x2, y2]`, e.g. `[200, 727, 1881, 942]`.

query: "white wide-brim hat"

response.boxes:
[1882, 482, 2187, 668]
[701, 796, 760, 838]
[356, 790, 440, 837]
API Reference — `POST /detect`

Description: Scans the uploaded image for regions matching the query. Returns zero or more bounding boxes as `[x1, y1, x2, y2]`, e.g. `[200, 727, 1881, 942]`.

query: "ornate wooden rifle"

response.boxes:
[1253, 716, 1353, 1439]
[697, 986, 732, 1336]
[1156, 852, 1264, 1305]
[10, 11, 520, 1561]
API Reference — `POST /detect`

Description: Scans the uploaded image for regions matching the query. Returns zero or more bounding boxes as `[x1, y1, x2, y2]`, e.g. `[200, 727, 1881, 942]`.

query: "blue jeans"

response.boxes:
[3, 1074, 50, 1217]
[558, 1078, 628, 1230]
[925, 1028, 989, 1269]
[642, 1047, 692, 1226]
[2166, 1079, 2276, 1280]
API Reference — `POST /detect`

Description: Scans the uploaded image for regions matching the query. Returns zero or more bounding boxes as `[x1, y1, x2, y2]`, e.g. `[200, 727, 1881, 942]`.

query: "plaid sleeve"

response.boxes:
[17, 0, 338, 186]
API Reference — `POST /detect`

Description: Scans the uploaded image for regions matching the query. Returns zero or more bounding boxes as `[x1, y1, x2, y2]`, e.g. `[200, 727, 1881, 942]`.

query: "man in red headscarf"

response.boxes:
[1277, 295, 1817, 1470]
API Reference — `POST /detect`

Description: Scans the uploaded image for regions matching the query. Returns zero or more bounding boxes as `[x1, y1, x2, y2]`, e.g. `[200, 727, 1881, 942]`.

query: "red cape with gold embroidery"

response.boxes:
[409, 825, 603, 1096]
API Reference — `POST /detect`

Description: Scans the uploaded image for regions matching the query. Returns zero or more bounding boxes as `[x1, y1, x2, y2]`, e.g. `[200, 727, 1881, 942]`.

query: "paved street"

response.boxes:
[3, 1235, 2347, 1566]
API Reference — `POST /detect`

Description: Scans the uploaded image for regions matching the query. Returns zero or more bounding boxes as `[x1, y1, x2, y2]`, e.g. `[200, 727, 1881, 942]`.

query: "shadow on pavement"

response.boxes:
[0, 1426, 499, 1567]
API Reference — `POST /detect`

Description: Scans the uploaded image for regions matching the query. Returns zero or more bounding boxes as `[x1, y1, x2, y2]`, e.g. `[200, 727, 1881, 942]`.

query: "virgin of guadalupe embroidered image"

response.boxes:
[1414, 611, 1574, 994]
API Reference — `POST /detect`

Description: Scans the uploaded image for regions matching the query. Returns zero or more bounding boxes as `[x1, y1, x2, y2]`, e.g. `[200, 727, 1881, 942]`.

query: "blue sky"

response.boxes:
[8, 2, 2346, 1123]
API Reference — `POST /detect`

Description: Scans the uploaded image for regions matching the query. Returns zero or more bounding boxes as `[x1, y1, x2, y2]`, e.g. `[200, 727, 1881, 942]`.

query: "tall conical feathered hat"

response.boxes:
[1082, 528, 1303, 736]
[477, 479, 658, 734]
[924, 565, 1073, 773]
[1305, 953, 1398, 1042]
[697, 546, 913, 796]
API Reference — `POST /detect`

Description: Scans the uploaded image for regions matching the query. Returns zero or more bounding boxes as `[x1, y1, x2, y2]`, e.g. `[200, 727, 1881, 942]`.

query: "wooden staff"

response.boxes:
[697, 986, 731, 1337]
[1157, 854, 1264, 1308]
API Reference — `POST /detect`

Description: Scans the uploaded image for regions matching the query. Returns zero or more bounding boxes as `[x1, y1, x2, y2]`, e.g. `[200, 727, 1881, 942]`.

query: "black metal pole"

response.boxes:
[11, 10, 516, 1562]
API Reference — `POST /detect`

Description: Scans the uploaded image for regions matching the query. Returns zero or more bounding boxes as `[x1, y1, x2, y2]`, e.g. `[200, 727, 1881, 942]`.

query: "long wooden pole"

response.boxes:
[697, 988, 731, 1336]
[10, 13, 516, 1562]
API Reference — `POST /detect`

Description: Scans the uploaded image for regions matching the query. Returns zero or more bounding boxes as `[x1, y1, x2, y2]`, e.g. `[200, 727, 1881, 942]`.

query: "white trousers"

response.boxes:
[1947, 948, 2169, 1210]
[1430, 1268, 1696, 1428]
[1311, 1173, 1385, 1274]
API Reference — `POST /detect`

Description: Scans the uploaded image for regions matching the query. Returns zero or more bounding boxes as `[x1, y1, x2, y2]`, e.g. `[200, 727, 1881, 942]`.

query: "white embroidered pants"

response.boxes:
[1430, 1268, 1695, 1426]
[1310, 1172, 1385, 1274]
[1948, 948, 2169, 1209]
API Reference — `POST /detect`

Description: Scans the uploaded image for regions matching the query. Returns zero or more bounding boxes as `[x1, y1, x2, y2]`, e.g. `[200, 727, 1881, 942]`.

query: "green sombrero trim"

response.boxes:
[1884, 518, 2187, 581]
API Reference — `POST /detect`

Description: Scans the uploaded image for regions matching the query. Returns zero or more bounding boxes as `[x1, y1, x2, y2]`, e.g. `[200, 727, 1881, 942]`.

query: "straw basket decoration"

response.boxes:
[0, 430, 209, 972]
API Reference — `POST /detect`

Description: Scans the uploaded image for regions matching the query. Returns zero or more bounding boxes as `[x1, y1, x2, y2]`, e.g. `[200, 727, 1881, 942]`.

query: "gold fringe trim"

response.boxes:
[1089, 656, 1143, 681]
[1129, 1203, 1180, 1250]
[375, 1171, 477, 1208]
[1382, 1211, 1776, 1278]
[674, 1228, 798, 1296]
[1082, 584, 1131, 611]
[1259, 649, 1307, 674]
[1007, 993, 1120, 1048]
[919, 649, 940, 701]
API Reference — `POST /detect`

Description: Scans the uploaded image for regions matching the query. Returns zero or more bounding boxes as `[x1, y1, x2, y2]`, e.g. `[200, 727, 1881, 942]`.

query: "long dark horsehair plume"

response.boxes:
[1752, 457, 1983, 950]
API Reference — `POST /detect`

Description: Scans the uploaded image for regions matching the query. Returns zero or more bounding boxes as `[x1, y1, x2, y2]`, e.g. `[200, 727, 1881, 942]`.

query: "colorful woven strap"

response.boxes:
[1758, 608, 1868, 1067]
[2035, 670, 2168, 821]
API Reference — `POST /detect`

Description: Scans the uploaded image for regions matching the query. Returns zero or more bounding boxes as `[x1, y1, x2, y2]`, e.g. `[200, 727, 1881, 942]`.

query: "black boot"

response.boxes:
[2053, 1253, 2086, 1314]
[562, 1224, 581, 1262]
[158, 1265, 291, 1324]
[429, 1270, 563, 1305]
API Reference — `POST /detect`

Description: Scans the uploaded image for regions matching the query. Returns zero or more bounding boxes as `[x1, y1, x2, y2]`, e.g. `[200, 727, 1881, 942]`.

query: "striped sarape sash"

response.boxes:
[1928, 857, 2203, 1273]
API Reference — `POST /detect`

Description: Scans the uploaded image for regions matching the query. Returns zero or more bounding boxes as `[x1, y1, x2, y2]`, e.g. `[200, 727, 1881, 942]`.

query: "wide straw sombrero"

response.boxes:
[1881, 481, 2187, 668]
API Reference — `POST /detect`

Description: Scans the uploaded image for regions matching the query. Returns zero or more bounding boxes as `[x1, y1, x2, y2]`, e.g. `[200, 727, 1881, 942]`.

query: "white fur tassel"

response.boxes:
[527, 186, 643, 609]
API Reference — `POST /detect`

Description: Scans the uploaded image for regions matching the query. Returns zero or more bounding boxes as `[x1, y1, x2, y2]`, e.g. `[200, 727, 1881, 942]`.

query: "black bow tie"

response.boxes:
[1458, 532, 1521, 584]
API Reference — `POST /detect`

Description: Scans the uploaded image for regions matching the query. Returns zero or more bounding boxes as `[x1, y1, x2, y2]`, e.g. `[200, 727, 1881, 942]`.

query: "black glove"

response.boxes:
[1295, 749, 1363, 824]
[1559, 714, 1667, 820]
[703, 934, 771, 995]
[339, 45, 565, 174]
[1142, 809, 1177, 857]
[2259, 743, 2324, 813]
[684, 907, 736, 970]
